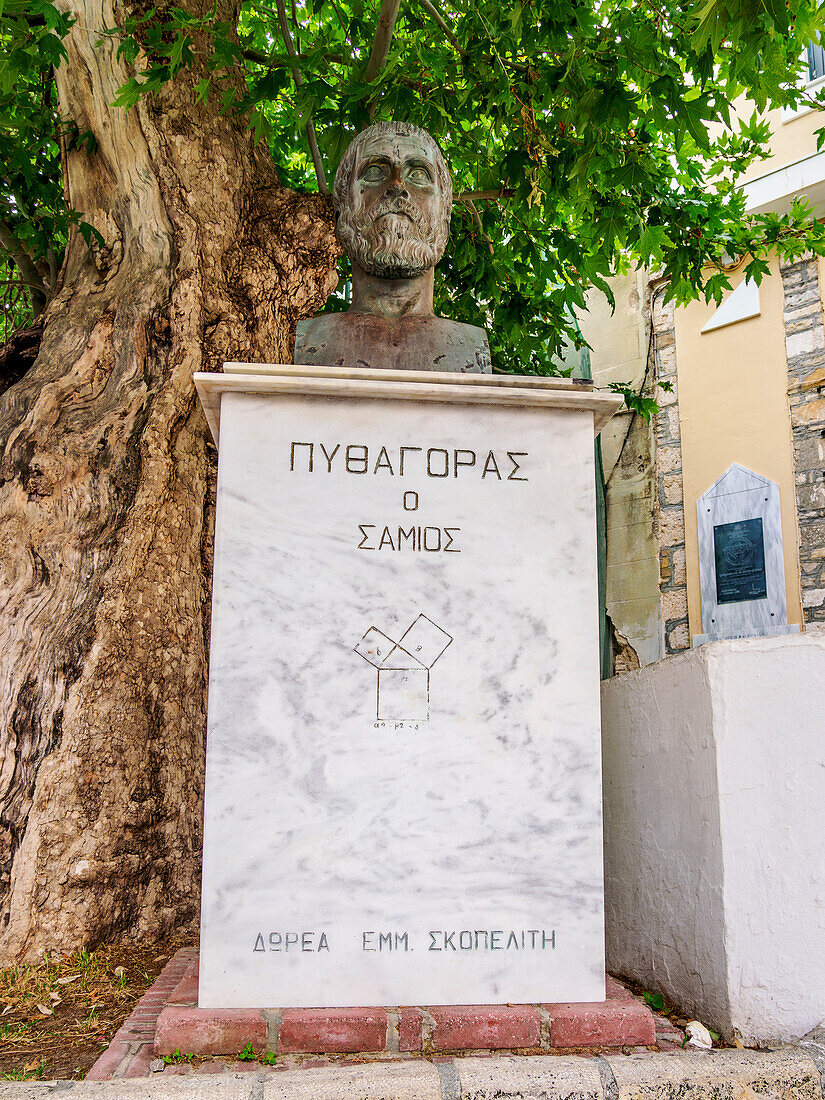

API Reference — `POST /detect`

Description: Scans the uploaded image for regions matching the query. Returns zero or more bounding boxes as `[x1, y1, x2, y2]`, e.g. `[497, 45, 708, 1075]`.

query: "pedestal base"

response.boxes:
[153, 955, 656, 1057]
[195, 365, 622, 1010]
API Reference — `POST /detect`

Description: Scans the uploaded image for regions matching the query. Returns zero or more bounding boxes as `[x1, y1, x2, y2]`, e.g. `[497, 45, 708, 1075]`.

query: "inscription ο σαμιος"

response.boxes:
[357, 524, 460, 552]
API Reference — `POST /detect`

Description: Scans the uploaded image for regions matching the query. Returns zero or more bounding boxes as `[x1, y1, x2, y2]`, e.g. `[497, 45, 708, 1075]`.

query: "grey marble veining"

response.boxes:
[198, 374, 607, 1009]
[695, 463, 796, 645]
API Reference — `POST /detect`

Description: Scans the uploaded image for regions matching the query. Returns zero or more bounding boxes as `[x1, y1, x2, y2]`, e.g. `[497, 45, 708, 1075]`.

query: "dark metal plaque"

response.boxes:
[713, 518, 767, 604]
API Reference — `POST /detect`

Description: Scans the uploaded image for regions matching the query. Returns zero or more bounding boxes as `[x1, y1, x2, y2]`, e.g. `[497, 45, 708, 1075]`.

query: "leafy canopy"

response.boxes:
[3, 0, 825, 370]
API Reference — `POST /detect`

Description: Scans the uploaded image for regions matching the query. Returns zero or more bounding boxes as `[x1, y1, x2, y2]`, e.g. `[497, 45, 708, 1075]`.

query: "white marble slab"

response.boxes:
[195, 363, 621, 446]
[695, 463, 797, 645]
[197, 366, 613, 1009]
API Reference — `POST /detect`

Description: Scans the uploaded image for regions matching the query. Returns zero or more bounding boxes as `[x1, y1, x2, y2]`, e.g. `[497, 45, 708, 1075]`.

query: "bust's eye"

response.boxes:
[407, 166, 432, 183]
[361, 164, 388, 183]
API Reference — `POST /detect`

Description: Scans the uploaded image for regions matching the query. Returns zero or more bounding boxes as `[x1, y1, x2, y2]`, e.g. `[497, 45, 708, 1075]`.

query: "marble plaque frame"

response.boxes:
[194, 364, 621, 1010]
[695, 462, 798, 645]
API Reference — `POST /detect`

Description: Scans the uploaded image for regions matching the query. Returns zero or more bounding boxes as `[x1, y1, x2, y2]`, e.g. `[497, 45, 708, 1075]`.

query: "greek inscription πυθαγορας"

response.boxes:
[289, 443, 528, 481]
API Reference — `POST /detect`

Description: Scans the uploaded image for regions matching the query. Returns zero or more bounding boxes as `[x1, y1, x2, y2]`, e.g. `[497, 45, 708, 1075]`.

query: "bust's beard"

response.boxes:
[337, 199, 448, 279]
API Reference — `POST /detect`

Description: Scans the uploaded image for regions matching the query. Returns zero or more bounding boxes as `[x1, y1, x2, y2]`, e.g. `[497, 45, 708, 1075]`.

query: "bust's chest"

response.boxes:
[295, 316, 490, 374]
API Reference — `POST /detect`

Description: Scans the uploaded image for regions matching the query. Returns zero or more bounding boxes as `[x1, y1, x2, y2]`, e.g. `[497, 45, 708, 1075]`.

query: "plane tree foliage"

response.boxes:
[2, 0, 825, 368]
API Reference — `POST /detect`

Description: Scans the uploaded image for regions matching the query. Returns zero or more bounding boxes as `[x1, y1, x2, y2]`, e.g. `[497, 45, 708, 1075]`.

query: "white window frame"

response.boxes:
[782, 45, 825, 123]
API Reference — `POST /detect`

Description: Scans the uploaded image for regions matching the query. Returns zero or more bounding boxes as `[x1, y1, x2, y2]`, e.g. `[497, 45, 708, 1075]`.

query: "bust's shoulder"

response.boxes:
[294, 313, 351, 365]
[296, 313, 347, 340]
[437, 317, 486, 338]
[430, 316, 491, 372]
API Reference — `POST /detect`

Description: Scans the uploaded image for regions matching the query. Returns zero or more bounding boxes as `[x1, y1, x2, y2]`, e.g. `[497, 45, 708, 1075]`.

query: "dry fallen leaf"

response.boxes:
[55, 975, 81, 986]
[113, 966, 126, 979]
[35, 1004, 54, 1016]
[1, 1005, 13, 1015]
[23, 1060, 39, 1072]
[48, 994, 62, 1005]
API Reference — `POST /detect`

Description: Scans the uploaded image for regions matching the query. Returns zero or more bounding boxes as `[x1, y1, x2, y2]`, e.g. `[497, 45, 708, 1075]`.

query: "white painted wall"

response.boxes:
[602, 631, 825, 1044]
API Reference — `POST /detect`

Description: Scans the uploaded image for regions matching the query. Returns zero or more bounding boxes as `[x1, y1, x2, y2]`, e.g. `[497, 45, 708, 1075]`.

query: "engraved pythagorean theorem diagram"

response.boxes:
[354, 614, 453, 721]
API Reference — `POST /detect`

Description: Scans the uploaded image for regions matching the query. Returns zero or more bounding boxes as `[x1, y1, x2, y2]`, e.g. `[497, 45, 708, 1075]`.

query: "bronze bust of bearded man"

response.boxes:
[295, 121, 491, 374]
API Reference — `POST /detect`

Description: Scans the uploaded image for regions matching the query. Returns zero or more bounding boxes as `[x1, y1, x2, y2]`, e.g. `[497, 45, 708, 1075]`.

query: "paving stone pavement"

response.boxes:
[0, 1047, 823, 1098]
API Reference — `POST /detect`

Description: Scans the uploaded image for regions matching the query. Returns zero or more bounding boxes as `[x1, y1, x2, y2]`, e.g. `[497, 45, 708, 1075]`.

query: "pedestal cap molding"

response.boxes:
[194, 363, 623, 446]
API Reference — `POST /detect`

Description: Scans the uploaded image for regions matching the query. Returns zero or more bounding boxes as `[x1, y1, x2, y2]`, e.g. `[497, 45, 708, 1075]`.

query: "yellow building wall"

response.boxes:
[739, 104, 823, 184]
[672, 262, 804, 638]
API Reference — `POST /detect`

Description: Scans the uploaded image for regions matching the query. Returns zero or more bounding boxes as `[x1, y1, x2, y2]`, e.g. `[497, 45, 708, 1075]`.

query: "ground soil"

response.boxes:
[0, 936, 193, 1081]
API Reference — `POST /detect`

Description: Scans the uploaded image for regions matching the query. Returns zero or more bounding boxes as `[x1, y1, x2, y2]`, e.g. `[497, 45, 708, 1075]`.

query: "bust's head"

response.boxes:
[333, 121, 453, 280]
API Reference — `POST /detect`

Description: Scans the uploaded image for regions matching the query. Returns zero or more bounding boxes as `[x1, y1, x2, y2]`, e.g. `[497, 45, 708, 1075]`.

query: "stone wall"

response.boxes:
[603, 399, 662, 671]
[651, 289, 689, 653]
[780, 256, 825, 623]
[585, 270, 663, 668]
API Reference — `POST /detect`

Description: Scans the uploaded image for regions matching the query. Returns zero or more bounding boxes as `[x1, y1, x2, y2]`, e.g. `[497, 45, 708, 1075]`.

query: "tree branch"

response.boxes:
[291, 0, 301, 54]
[363, 0, 402, 83]
[274, 0, 330, 195]
[242, 45, 345, 67]
[474, 7, 529, 73]
[0, 278, 52, 293]
[0, 220, 49, 317]
[458, 189, 513, 201]
[243, 45, 277, 66]
[328, 0, 351, 40]
[459, 197, 494, 254]
[415, 0, 465, 55]
[47, 245, 58, 290]
[414, 0, 529, 71]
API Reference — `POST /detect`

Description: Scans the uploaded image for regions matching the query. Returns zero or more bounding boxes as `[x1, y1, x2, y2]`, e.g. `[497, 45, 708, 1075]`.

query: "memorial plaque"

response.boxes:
[196, 365, 620, 1009]
[695, 463, 798, 645]
[713, 518, 767, 604]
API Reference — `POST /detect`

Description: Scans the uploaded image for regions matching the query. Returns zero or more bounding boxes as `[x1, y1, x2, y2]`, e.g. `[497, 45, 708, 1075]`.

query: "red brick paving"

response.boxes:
[428, 1005, 541, 1051]
[279, 1007, 387, 1053]
[89, 948, 682, 1079]
[85, 946, 196, 1080]
[154, 1005, 268, 1056]
[544, 998, 656, 1048]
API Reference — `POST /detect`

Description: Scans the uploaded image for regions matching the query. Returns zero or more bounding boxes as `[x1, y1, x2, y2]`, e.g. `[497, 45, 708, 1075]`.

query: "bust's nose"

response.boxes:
[384, 165, 408, 197]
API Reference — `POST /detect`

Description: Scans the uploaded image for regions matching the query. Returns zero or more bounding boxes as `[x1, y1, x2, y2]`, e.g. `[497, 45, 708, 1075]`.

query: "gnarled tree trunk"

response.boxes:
[0, 0, 339, 961]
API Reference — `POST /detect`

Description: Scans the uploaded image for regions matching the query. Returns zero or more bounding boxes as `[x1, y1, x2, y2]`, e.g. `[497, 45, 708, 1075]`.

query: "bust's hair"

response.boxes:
[333, 121, 453, 224]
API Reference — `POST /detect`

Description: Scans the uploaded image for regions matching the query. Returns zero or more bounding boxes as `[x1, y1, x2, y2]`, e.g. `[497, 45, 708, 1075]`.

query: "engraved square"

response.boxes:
[397, 614, 452, 669]
[377, 668, 429, 721]
[354, 626, 396, 668]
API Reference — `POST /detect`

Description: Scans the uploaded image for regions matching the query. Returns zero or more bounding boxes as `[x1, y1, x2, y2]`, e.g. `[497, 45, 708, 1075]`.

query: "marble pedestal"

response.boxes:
[195, 364, 621, 1010]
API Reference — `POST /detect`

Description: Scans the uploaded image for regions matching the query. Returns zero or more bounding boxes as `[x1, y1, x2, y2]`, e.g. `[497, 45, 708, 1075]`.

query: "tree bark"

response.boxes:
[0, 0, 340, 961]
